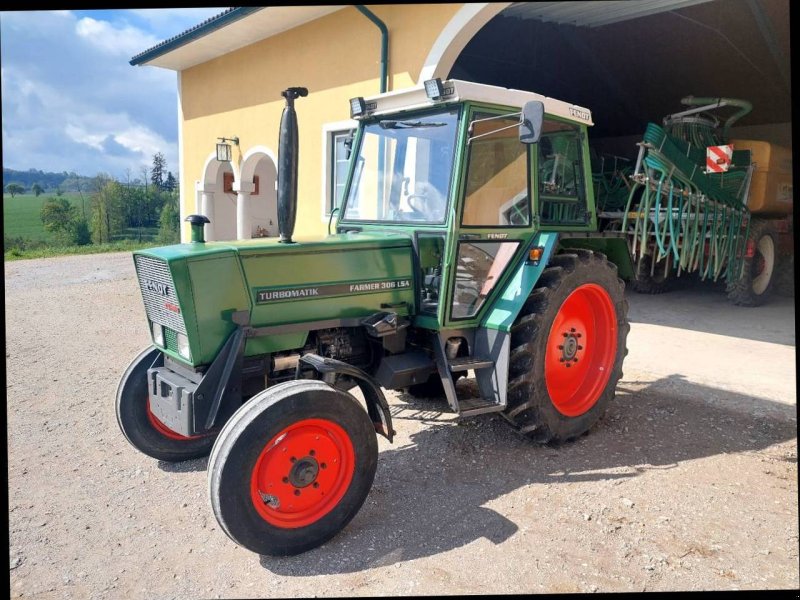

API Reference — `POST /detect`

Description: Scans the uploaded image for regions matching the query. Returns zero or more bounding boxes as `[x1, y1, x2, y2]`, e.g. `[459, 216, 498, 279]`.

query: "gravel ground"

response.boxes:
[6, 252, 798, 597]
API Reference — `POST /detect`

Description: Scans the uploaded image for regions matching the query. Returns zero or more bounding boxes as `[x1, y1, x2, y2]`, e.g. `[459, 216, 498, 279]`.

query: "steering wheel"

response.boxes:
[406, 193, 429, 215]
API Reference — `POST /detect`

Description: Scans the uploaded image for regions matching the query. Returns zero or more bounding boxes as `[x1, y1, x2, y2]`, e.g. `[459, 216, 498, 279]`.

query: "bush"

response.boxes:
[71, 218, 92, 246]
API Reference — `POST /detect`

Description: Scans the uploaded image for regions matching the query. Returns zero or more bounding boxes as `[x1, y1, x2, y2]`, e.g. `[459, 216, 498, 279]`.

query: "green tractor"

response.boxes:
[117, 80, 633, 556]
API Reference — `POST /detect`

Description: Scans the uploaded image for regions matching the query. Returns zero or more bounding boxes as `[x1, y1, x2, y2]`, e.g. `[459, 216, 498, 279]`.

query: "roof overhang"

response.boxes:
[131, 6, 347, 71]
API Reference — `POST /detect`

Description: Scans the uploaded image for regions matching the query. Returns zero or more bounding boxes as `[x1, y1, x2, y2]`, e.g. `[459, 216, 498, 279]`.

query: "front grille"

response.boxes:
[164, 327, 179, 353]
[134, 255, 187, 334]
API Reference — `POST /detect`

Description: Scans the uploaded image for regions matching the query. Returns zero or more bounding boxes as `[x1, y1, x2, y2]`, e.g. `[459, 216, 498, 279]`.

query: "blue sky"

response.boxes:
[1, 8, 225, 179]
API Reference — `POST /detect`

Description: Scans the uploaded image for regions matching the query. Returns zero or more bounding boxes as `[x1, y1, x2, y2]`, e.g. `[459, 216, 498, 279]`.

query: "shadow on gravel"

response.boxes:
[157, 456, 209, 473]
[259, 374, 796, 575]
[625, 281, 795, 346]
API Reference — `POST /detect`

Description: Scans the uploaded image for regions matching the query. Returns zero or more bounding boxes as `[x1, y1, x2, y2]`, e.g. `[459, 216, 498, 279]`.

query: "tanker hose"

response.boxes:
[680, 96, 753, 141]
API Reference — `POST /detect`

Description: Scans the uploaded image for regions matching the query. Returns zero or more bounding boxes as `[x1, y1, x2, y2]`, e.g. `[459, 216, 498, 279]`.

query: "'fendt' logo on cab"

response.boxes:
[143, 278, 171, 297]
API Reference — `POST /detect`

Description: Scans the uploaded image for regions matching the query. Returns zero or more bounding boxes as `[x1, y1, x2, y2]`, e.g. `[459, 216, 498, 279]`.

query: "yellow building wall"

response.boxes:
[179, 3, 464, 240]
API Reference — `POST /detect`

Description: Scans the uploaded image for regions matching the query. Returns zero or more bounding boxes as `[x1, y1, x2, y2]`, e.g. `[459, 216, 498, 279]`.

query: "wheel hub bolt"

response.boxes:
[288, 456, 320, 488]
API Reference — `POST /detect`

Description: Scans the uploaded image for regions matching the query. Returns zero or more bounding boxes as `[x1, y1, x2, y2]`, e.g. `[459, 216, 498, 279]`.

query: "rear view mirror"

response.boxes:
[520, 101, 544, 144]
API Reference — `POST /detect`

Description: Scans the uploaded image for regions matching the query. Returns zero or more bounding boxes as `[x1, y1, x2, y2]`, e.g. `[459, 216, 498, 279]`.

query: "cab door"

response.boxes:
[443, 103, 538, 328]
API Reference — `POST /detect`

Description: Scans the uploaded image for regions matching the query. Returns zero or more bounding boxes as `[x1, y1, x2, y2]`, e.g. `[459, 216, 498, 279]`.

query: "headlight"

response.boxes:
[152, 322, 164, 347]
[176, 333, 191, 360]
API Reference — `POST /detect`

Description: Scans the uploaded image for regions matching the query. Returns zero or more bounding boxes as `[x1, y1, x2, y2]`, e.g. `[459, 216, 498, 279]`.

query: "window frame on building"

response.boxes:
[321, 119, 357, 219]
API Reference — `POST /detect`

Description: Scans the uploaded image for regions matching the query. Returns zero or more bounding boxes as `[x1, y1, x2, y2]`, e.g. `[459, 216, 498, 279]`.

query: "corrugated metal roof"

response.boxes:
[503, 0, 714, 28]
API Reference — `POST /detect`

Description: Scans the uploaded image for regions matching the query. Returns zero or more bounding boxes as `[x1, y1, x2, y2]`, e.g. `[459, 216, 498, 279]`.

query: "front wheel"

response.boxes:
[208, 380, 378, 556]
[116, 347, 216, 462]
[503, 250, 629, 443]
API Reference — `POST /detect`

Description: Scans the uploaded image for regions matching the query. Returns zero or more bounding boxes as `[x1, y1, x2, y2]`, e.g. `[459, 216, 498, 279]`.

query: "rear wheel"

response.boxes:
[727, 218, 778, 306]
[502, 250, 629, 443]
[116, 347, 216, 462]
[208, 380, 377, 556]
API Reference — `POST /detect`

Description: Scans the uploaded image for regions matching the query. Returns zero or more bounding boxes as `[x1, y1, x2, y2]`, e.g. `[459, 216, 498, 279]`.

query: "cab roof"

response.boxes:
[360, 78, 593, 126]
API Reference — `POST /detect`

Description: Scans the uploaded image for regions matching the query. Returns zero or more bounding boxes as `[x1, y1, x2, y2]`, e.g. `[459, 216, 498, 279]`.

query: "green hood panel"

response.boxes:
[134, 232, 416, 366]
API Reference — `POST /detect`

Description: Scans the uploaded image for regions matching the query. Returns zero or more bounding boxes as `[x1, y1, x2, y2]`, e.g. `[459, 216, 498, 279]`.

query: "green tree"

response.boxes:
[157, 192, 180, 244]
[164, 171, 177, 193]
[31, 183, 45, 197]
[55, 187, 65, 197]
[5, 182, 25, 197]
[91, 176, 124, 244]
[151, 152, 166, 191]
[40, 197, 77, 242]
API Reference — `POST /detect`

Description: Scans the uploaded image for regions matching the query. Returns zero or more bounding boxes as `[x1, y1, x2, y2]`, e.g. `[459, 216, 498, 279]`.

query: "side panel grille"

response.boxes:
[134, 255, 187, 334]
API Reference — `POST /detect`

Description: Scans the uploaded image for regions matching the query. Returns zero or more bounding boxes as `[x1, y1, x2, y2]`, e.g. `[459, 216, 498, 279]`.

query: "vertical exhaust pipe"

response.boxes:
[277, 86, 308, 243]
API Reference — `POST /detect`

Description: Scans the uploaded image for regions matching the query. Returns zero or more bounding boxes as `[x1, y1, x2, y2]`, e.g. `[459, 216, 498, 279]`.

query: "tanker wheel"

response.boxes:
[726, 218, 778, 306]
[630, 253, 670, 294]
[116, 347, 217, 462]
[502, 250, 629, 443]
[208, 379, 378, 556]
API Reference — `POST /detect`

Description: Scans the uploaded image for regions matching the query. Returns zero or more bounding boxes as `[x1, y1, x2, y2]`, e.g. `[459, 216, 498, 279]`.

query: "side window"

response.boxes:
[462, 112, 530, 227]
[538, 120, 588, 225]
[451, 241, 520, 319]
[322, 121, 356, 217]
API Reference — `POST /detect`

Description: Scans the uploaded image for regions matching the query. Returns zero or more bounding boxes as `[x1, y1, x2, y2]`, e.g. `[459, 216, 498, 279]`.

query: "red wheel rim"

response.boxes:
[145, 397, 207, 441]
[544, 284, 618, 417]
[250, 418, 355, 529]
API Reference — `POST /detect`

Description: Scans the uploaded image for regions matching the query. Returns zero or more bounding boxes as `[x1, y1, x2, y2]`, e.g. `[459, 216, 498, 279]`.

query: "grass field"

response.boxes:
[3, 192, 163, 260]
[3, 192, 89, 241]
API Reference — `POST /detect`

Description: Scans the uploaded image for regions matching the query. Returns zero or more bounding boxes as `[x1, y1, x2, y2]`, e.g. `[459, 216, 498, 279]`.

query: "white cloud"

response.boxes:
[115, 125, 171, 158]
[65, 124, 106, 151]
[75, 16, 158, 57]
[1, 9, 194, 177]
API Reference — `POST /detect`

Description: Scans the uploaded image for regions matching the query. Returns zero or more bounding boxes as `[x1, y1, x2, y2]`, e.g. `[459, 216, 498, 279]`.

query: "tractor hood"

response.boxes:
[132, 231, 415, 366]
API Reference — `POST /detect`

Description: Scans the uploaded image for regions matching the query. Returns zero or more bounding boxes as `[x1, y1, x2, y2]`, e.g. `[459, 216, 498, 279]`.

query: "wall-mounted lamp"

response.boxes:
[216, 136, 239, 161]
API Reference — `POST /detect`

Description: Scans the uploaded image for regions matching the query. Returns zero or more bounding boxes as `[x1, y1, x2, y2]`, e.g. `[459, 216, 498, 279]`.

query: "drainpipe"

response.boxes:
[356, 5, 389, 215]
[355, 5, 388, 93]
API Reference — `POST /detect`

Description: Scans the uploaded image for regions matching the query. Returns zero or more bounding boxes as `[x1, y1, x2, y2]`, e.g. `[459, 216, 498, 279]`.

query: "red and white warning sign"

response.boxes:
[706, 144, 734, 173]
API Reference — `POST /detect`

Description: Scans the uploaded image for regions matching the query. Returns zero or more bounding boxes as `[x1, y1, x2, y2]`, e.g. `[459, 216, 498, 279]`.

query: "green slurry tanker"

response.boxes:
[599, 96, 793, 304]
[118, 80, 637, 556]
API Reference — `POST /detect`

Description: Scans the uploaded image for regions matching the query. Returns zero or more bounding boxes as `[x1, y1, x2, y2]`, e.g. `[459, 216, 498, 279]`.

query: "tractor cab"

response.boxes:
[336, 79, 598, 330]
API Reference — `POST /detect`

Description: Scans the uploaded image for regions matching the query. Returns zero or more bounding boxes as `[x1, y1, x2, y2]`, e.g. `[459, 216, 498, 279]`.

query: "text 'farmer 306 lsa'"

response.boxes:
[117, 79, 636, 556]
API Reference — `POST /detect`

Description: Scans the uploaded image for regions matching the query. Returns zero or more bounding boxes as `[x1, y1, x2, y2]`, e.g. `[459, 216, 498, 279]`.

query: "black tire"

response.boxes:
[727, 218, 779, 306]
[208, 380, 378, 556]
[630, 253, 670, 294]
[502, 250, 629, 443]
[116, 347, 217, 462]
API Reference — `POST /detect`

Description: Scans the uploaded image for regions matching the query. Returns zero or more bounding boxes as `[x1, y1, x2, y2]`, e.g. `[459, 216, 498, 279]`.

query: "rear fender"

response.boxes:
[558, 234, 635, 280]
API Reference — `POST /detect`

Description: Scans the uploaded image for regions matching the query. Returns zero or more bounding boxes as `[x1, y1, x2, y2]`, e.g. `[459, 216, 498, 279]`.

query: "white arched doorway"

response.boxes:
[197, 153, 237, 242]
[417, 3, 509, 83]
[239, 147, 279, 239]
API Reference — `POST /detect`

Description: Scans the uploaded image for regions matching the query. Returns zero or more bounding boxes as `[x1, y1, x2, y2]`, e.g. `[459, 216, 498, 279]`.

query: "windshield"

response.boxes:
[342, 108, 460, 224]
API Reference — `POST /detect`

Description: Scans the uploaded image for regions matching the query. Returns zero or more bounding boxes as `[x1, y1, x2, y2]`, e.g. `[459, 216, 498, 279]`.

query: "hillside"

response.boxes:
[3, 168, 100, 193]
